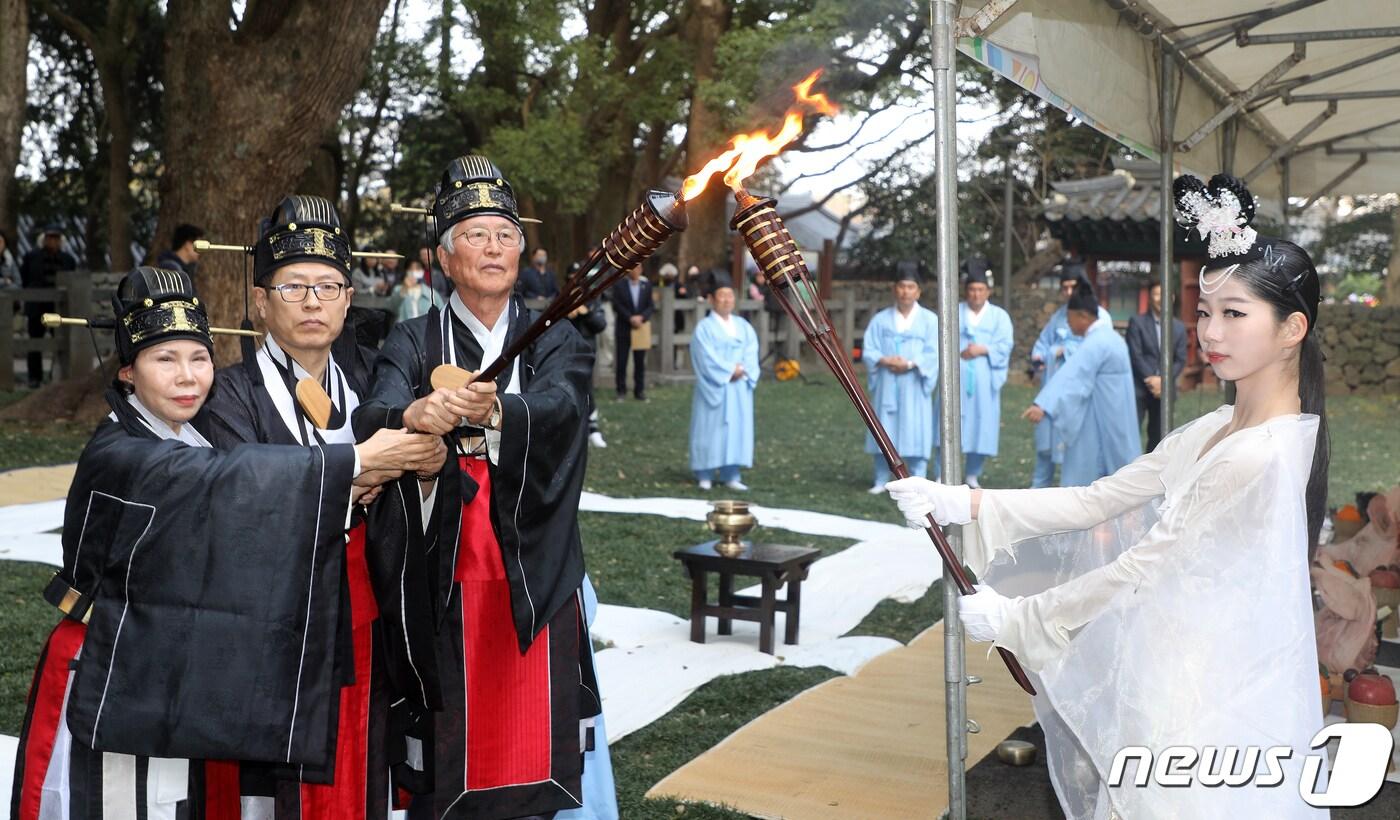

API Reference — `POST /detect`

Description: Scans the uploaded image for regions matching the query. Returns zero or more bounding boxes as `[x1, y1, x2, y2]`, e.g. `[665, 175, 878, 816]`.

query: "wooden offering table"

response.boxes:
[673, 541, 821, 655]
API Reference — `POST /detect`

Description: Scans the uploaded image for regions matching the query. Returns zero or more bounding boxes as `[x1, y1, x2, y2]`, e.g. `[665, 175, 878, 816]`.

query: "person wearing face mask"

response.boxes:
[390, 258, 440, 322]
[10, 267, 421, 820]
[197, 196, 447, 819]
[888, 173, 1332, 819]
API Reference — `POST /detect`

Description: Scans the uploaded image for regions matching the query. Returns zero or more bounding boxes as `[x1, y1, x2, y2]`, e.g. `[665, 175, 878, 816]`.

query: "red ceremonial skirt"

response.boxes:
[428, 456, 584, 819]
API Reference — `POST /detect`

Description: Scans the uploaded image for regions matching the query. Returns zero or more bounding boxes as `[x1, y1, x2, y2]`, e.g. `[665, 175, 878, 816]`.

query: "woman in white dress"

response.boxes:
[889, 173, 1332, 819]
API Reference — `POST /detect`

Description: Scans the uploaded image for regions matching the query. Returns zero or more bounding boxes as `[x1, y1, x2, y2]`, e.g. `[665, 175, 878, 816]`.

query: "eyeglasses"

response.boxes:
[455, 227, 522, 248]
[266, 282, 347, 303]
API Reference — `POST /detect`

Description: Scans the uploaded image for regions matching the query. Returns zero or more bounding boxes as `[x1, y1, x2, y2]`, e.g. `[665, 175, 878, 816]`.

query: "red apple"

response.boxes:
[1348, 671, 1397, 706]
[1370, 568, 1400, 589]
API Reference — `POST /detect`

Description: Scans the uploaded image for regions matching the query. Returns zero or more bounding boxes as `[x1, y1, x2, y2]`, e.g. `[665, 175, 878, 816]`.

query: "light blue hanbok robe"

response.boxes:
[934, 301, 1014, 456]
[558, 576, 618, 820]
[862, 305, 939, 459]
[1032, 322, 1142, 486]
[1032, 304, 1114, 462]
[688, 312, 759, 472]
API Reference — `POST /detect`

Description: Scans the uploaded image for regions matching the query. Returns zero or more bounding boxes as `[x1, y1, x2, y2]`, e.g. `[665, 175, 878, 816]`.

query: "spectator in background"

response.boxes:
[419, 245, 450, 300]
[1022, 279, 1141, 486]
[672, 263, 701, 335]
[351, 258, 389, 296]
[1028, 263, 1113, 487]
[374, 251, 401, 291]
[566, 260, 609, 448]
[1126, 281, 1187, 451]
[21, 226, 78, 388]
[609, 264, 653, 401]
[155, 223, 204, 276]
[863, 262, 939, 493]
[0, 231, 19, 289]
[933, 257, 1013, 489]
[517, 246, 560, 299]
[387, 258, 438, 322]
[688, 271, 759, 491]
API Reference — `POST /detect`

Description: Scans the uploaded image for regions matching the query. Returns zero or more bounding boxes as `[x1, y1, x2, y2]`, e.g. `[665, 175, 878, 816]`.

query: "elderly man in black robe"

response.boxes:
[354, 155, 599, 820]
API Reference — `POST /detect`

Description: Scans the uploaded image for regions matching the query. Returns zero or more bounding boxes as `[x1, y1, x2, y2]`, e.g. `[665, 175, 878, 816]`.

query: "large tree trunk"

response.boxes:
[0, 0, 26, 239]
[97, 66, 135, 269]
[676, 0, 730, 274]
[156, 0, 388, 361]
[1389, 207, 1400, 307]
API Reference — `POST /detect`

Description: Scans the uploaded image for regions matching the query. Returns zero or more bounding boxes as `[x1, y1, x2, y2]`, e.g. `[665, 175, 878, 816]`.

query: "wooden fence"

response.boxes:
[0, 272, 120, 390]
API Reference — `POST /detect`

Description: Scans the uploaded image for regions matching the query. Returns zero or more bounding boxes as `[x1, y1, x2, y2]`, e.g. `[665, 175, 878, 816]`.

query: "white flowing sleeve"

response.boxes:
[965, 411, 1226, 576]
[967, 445, 1170, 575]
[991, 451, 1267, 673]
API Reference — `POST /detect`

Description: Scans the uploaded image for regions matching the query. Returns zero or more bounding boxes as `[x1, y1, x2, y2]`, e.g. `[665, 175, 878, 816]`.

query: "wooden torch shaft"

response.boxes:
[473, 191, 685, 384]
[735, 190, 1035, 696]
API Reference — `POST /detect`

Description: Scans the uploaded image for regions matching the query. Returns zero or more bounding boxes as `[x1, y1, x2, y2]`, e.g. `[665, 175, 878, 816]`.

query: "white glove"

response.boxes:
[885, 477, 973, 529]
[957, 584, 1015, 643]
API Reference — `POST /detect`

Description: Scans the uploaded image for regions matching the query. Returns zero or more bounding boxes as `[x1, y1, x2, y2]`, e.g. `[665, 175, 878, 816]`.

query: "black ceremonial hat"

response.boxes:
[111, 266, 212, 365]
[894, 260, 923, 284]
[434, 155, 521, 234]
[1066, 279, 1100, 315]
[708, 270, 735, 294]
[253, 195, 353, 285]
[1056, 260, 1087, 284]
[961, 255, 991, 286]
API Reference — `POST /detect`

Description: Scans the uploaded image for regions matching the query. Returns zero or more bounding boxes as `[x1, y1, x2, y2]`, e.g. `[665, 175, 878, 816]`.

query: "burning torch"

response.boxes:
[685, 70, 1037, 695]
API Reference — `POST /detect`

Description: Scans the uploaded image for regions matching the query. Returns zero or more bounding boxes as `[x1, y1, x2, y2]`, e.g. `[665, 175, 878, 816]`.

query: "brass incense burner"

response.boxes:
[707, 500, 756, 557]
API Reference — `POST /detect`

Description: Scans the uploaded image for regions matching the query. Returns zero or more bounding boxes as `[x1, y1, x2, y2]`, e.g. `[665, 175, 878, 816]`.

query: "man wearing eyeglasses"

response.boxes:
[354, 156, 606, 820]
[197, 195, 447, 820]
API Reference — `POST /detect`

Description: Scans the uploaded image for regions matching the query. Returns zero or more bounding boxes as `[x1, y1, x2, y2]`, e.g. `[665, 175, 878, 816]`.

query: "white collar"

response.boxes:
[257, 334, 358, 445]
[123, 394, 211, 447]
[449, 292, 510, 362]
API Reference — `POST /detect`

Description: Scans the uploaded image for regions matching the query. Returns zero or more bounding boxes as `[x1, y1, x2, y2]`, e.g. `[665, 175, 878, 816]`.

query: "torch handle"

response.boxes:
[473, 192, 684, 385]
[814, 332, 1037, 696]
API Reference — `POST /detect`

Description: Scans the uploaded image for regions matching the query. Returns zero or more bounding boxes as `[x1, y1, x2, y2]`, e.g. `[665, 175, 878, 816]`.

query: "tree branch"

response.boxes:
[35, 0, 98, 51]
[779, 108, 928, 195]
[778, 124, 938, 221]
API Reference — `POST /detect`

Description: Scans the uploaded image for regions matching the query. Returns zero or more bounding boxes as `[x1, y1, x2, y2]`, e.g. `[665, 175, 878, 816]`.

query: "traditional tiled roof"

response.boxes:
[1041, 159, 1207, 260]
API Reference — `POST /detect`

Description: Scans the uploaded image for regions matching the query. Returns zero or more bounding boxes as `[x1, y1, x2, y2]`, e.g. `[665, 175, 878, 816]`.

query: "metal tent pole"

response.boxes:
[1281, 156, 1292, 240]
[1003, 160, 1015, 317]
[932, 2, 968, 818]
[1159, 39, 1177, 431]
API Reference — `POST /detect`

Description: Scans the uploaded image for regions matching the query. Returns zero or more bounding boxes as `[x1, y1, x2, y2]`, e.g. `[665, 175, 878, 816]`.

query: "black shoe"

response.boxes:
[635, 392, 647, 402]
[615, 391, 626, 402]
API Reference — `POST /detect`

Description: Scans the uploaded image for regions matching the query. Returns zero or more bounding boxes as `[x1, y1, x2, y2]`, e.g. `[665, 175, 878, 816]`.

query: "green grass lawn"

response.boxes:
[0, 378, 1394, 817]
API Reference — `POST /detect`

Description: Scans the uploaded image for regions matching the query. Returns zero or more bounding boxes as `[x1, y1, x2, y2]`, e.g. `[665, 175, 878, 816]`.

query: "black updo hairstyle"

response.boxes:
[1175, 172, 1329, 551]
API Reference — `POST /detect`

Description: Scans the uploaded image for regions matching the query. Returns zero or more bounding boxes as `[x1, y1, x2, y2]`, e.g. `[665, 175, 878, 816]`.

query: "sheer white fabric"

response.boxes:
[967, 406, 1328, 818]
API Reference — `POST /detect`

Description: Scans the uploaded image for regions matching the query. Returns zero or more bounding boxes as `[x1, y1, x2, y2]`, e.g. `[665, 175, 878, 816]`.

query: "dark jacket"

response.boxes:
[20, 247, 78, 316]
[155, 251, 194, 276]
[609, 276, 654, 330]
[516, 265, 560, 300]
[1126, 310, 1187, 400]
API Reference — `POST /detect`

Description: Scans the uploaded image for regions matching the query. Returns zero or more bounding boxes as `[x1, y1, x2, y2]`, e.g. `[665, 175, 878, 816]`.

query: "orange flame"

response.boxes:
[680, 69, 839, 202]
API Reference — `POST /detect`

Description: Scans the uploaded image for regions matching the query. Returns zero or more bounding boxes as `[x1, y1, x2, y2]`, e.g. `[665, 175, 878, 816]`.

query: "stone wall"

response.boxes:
[1319, 305, 1400, 396]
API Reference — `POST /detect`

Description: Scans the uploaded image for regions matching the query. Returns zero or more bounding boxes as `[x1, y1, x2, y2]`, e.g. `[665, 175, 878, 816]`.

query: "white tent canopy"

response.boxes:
[960, 0, 1400, 199]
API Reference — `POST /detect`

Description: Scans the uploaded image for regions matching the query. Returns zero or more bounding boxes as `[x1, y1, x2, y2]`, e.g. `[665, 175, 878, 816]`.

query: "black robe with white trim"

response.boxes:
[10, 390, 355, 820]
